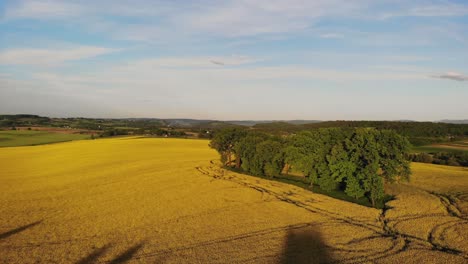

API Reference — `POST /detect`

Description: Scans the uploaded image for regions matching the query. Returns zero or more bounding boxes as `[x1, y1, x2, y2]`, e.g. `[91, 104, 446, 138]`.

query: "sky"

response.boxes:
[0, 0, 467, 121]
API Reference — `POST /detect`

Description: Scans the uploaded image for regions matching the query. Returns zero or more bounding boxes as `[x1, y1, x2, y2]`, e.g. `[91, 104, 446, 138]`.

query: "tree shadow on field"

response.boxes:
[281, 227, 333, 264]
[76, 244, 112, 264]
[75, 241, 146, 264]
[109, 242, 145, 264]
[0, 220, 42, 240]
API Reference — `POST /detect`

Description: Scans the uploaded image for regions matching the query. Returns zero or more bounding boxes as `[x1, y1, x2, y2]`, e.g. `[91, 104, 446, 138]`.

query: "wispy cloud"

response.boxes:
[25, 57, 426, 91]
[3, 0, 468, 42]
[210, 60, 225, 66]
[3, 0, 83, 20]
[380, 3, 468, 19]
[431, 72, 468, 82]
[0, 46, 118, 66]
[319, 33, 345, 39]
[2, 0, 175, 20]
[114, 56, 259, 69]
[1, 0, 468, 119]
[0, 61, 444, 120]
[175, 0, 371, 38]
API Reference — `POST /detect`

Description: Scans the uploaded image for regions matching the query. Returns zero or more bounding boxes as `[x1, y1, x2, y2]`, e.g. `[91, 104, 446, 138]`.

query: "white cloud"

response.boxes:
[319, 33, 345, 39]
[2, 0, 174, 20]
[130, 56, 258, 68]
[381, 3, 468, 19]
[409, 4, 468, 17]
[1, 62, 454, 120]
[1, 0, 372, 39]
[176, 0, 370, 37]
[431, 72, 468, 81]
[3, 0, 468, 43]
[3, 0, 83, 20]
[3, 53, 465, 120]
[1, 1, 467, 119]
[6, 56, 426, 111]
[0, 46, 118, 66]
[26, 57, 426, 92]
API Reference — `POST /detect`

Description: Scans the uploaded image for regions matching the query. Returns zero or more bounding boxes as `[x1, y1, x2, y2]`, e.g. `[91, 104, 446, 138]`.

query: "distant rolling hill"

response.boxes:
[439, 119, 468, 124]
[226, 120, 322, 126]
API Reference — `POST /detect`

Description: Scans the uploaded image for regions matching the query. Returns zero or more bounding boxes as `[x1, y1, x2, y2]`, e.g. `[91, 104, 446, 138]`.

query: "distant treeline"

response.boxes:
[98, 128, 187, 138]
[0, 115, 189, 138]
[0, 115, 167, 131]
[210, 127, 411, 207]
[253, 121, 468, 146]
[407, 152, 468, 167]
[2, 115, 467, 145]
[0, 115, 235, 131]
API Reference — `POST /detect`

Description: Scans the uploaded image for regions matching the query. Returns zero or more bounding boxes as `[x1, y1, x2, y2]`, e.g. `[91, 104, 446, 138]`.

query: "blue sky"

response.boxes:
[0, 0, 467, 120]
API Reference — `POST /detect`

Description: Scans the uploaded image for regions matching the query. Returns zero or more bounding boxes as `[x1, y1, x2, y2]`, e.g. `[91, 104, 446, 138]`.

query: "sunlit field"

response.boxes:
[0, 138, 466, 263]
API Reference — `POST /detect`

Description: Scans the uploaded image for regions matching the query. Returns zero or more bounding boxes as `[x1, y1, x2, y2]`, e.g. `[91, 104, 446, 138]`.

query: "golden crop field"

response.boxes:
[0, 137, 467, 263]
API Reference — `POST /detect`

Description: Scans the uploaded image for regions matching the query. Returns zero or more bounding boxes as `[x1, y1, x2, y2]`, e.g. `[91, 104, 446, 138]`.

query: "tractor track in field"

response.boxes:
[132, 221, 325, 261]
[3, 158, 465, 263]
[194, 162, 468, 262]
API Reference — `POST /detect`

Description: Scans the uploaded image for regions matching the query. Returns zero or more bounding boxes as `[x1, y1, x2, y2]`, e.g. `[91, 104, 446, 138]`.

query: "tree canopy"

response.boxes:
[210, 127, 411, 207]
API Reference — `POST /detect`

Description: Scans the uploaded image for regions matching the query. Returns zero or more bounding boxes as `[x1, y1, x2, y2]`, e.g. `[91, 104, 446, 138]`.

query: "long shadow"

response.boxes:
[281, 227, 333, 264]
[76, 244, 112, 264]
[0, 220, 42, 240]
[109, 242, 145, 264]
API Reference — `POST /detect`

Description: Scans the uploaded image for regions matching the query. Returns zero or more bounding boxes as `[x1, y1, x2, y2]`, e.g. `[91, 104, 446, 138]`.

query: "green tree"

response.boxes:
[344, 175, 365, 199]
[327, 143, 356, 186]
[255, 139, 284, 177]
[284, 131, 320, 188]
[235, 132, 269, 172]
[376, 130, 411, 183]
[209, 128, 247, 165]
[346, 128, 411, 207]
[210, 126, 412, 208]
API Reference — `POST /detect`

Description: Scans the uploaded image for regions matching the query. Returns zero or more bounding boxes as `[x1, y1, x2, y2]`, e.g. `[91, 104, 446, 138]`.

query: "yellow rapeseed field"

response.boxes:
[0, 138, 466, 263]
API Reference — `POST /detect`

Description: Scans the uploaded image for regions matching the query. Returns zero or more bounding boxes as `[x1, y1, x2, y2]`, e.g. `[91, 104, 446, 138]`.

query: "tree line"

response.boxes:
[210, 127, 411, 207]
[407, 152, 468, 167]
[253, 121, 468, 146]
[99, 128, 187, 138]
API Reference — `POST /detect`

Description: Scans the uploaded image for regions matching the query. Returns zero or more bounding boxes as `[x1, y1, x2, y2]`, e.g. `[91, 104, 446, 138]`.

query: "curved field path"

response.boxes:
[0, 138, 466, 263]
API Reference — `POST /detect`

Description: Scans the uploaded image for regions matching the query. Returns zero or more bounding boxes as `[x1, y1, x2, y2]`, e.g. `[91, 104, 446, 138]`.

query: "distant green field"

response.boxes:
[0, 130, 90, 147]
[411, 144, 468, 153]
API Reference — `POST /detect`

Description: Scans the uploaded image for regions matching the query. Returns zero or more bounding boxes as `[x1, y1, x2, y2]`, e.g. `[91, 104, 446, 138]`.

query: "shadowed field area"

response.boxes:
[0, 130, 90, 147]
[0, 138, 467, 263]
[412, 143, 468, 153]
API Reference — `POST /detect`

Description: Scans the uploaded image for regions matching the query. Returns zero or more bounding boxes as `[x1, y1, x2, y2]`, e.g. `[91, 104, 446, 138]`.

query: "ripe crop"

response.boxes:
[0, 138, 466, 263]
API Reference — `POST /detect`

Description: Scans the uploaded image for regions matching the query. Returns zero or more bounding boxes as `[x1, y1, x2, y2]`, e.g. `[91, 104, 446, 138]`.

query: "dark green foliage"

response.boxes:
[234, 132, 272, 174]
[211, 127, 412, 208]
[364, 166, 384, 207]
[236, 134, 263, 172]
[375, 130, 411, 182]
[256, 140, 284, 177]
[284, 131, 320, 185]
[344, 175, 365, 199]
[309, 121, 468, 139]
[410, 153, 434, 163]
[252, 120, 468, 146]
[0, 114, 244, 132]
[209, 128, 247, 164]
[97, 127, 187, 138]
[408, 151, 468, 167]
[197, 130, 213, 139]
[434, 152, 468, 166]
